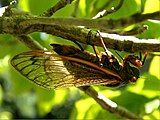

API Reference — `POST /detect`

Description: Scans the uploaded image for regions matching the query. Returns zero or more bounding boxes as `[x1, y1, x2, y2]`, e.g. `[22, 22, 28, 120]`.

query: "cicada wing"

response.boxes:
[11, 50, 72, 89]
[11, 50, 121, 89]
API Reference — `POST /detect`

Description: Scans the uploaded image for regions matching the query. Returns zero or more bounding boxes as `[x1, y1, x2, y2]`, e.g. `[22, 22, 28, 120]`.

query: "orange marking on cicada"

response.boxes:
[59, 55, 122, 80]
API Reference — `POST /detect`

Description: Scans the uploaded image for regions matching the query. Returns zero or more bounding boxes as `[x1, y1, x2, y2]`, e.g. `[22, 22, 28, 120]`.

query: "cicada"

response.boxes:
[11, 32, 148, 89]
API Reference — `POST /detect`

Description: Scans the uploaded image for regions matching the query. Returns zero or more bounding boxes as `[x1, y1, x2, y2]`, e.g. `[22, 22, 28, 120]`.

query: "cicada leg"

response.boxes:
[87, 30, 101, 62]
[96, 31, 120, 67]
[87, 30, 120, 67]
[141, 51, 149, 65]
[97, 30, 113, 59]
[88, 31, 110, 66]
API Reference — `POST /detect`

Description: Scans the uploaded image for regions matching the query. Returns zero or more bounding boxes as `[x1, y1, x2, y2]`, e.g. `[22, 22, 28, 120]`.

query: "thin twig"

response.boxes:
[111, 24, 148, 35]
[40, 0, 75, 17]
[71, 0, 79, 17]
[95, 0, 113, 13]
[91, 0, 112, 16]
[79, 86, 143, 119]
[92, 0, 124, 19]
[1, 9, 160, 31]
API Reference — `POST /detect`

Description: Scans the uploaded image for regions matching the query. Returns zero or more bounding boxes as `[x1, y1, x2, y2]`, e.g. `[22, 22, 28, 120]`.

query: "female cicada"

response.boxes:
[11, 31, 148, 89]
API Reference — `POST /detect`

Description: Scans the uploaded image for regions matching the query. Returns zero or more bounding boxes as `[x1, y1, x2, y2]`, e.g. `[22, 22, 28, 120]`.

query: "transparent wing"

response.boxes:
[11, 50, 120, 89]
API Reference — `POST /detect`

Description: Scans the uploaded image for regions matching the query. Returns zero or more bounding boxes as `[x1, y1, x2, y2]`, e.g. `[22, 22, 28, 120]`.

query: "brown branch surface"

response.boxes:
[0, 17, 160, 52]
[1, 9, 160, 30]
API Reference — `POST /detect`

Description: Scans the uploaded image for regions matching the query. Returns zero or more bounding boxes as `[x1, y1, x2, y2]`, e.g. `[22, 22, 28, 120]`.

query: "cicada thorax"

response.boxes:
[100, 52, 121, 71]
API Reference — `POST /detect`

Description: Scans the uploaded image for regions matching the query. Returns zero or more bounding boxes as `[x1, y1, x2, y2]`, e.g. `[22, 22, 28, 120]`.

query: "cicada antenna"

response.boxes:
[115, 51, 123, 61]
[73, 41, 84, 51]
[139, 52, 142, 61]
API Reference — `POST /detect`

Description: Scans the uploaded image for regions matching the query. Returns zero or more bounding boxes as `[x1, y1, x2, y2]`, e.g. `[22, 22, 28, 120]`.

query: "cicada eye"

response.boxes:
[127, 66, 140, 83]
[130, 76, 137, 83]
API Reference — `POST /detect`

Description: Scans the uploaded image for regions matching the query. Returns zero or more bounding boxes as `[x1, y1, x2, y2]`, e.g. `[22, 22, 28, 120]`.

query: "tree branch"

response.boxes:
[1, 17, 160, 52]
[1, 9, 160, 30]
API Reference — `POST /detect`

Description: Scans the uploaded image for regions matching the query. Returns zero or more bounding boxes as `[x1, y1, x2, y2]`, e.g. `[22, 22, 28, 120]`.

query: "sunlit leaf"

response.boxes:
[145, 99, 160, 114]
[149, 56, 160, 79]
[143, 0, 160, 13]
[143, 73, 160, 91]
[113, 91, 150, 114]
[107, 0, 138, 19]
[28, 0, 57, 15]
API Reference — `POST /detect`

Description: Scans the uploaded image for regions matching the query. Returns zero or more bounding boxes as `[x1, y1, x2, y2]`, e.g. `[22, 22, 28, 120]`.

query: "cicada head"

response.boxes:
[120, 62, 140, 84]
[122, 52, 148, 83]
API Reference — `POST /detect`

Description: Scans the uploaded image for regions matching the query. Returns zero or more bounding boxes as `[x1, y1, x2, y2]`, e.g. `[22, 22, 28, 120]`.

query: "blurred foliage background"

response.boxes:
[0, 0, 160, 119]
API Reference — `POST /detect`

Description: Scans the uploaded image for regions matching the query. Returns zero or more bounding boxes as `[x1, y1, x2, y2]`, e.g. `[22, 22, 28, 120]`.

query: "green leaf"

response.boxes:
[143, 73, 160, 91]
[28, 0, 57, 15]
[149, 56, 160, 80]
[106, 0, 138, 19]
[10, 68, 33, 95]
[143, 0, 160, 13]
[113, 91, 150, 114]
